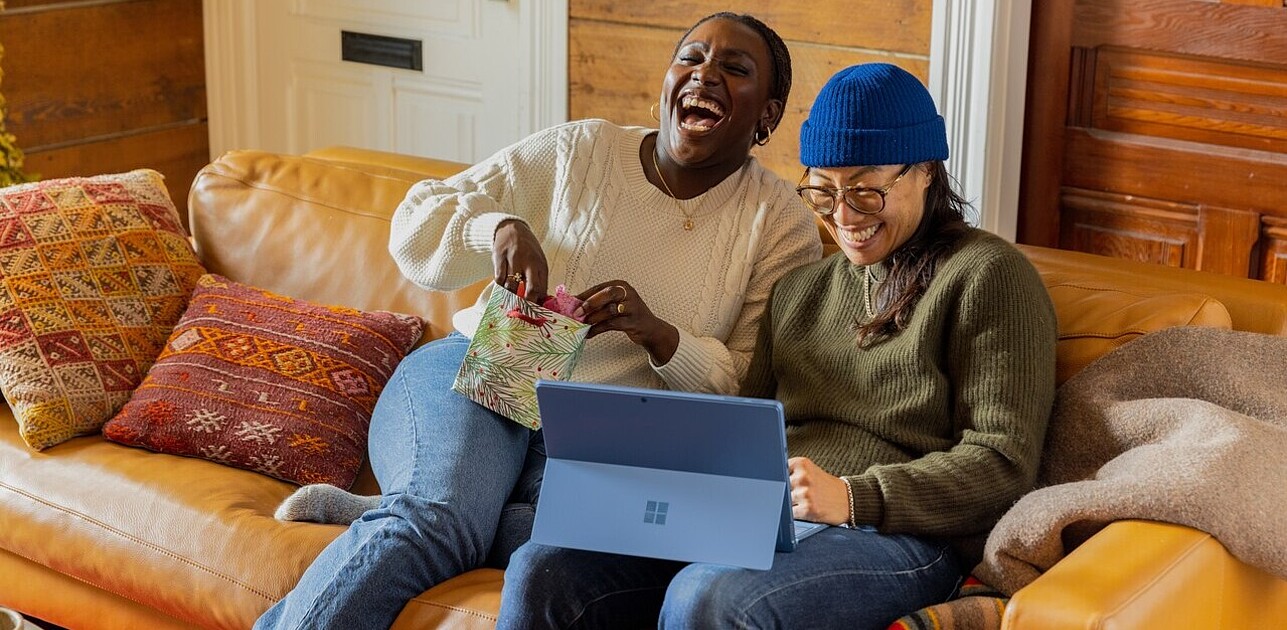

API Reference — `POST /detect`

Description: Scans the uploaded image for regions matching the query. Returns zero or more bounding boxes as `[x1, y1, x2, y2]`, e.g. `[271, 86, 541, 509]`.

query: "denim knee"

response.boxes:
[498, 543, 570, 628]
[388, 336, 461, 381]
[504, 542, 565, 589]
[374, 492, 492, 571]
[660, 564, 741, 629]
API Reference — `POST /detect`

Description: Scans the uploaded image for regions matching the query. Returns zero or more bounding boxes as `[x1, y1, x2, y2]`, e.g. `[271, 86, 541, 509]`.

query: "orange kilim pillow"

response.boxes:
[0, 170, 205, 450]
[102, 275, 424, 488]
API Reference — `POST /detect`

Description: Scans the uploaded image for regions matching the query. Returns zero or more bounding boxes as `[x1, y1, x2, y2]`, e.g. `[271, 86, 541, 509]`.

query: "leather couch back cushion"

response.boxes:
[1041, 273, 1231, 384]
[188, 151, 484, 343]
[1018, 244, 1287, 336]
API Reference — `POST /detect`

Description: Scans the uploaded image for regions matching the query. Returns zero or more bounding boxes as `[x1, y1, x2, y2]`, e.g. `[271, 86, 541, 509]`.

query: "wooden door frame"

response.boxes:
[1014, 0, 1072, 248]
[202, 0, 569, 160]
[930, 0, 1034, 242]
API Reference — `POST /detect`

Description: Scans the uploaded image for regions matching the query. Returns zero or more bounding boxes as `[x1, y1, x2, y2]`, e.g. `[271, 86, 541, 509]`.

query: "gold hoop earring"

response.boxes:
[754, 126, 773, 146]
[650, 102, 661, 122]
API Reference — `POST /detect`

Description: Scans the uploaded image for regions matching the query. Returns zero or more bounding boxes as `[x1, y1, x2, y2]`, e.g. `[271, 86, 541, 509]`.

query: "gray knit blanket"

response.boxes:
[974, 326, 1287, 596]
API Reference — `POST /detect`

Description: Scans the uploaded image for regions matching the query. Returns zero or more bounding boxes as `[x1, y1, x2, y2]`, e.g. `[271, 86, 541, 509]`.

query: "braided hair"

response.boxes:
[675, 12, 793, 132]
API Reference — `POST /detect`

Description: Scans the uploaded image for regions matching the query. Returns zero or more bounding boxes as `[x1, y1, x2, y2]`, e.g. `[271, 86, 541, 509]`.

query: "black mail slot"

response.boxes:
[341, 31, 423, 71]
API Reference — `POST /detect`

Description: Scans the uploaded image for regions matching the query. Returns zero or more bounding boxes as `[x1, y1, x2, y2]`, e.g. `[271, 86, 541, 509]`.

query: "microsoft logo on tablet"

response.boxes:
[644, 500, 669, 525]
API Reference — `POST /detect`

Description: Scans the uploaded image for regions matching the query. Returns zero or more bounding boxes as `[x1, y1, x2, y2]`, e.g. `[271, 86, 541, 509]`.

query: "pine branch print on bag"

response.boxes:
[452, 285, 590, 429]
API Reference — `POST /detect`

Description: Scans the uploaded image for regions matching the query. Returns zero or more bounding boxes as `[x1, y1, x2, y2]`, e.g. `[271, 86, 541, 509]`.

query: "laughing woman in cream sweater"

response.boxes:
[254, 12, 821, 630]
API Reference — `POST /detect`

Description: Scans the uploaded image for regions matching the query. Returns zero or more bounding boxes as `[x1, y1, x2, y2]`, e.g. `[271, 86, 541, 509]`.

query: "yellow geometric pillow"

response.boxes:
[0, 169, 206, 449]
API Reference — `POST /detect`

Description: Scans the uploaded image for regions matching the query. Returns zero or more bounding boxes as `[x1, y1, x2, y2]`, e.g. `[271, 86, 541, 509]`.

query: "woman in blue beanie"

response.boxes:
[498, 63, 1058, 629]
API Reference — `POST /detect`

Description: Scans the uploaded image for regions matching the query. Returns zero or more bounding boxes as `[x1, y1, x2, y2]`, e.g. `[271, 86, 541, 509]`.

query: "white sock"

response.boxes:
[274, 484, 380, 524]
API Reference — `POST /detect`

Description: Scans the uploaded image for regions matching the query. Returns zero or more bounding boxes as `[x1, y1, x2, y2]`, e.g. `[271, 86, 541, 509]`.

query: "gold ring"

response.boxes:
[616, 302, 626, 315]
[508, 272, 524, 283]
[615, 285, 628, 301]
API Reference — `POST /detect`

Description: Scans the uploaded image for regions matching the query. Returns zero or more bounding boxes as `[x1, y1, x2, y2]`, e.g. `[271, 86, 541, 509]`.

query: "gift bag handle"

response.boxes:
[505, 309, 549, 327]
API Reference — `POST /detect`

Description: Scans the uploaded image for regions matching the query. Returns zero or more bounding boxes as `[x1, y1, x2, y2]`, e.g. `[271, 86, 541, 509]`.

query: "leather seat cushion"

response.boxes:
[0, 406, 336, 628]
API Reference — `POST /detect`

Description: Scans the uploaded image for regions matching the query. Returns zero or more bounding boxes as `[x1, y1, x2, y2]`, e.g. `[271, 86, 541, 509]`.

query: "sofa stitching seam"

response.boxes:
[1, 542, 209, 627]
[0, 479, 275, 602]
[1057, 300, 1220, 340]
[194, 171, 399, 222]
[1045, 281, 1213, 299]
[1059, 330, 1156, 341]
[414, 599, 498, 621]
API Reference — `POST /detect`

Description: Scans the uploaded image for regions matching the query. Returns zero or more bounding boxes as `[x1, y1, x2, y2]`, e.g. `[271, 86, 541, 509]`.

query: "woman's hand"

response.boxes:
[575, 281, 680, 365]
[493, 219, 549, 303]
[789, 457, 852, 526]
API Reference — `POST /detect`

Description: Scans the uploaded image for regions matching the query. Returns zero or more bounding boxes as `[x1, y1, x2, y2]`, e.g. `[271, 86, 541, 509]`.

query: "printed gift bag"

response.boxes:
[452, 285, 590, 429]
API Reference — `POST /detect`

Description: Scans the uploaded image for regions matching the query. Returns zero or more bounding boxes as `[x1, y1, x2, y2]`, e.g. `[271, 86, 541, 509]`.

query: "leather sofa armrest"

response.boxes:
[1004, 520, 1287, 629]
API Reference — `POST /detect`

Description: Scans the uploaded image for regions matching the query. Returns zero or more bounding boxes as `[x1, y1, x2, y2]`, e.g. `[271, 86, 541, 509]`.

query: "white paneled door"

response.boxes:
[204, 0, 567, 164]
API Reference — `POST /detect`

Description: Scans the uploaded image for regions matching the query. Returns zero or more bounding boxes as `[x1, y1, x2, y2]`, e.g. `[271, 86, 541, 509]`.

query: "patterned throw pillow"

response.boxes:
[102, 274, 424, 488]
[0, 170, 205, 450]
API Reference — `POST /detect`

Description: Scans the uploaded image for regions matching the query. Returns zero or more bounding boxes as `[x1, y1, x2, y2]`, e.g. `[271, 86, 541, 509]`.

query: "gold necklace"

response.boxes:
[651, 144, 695, 231]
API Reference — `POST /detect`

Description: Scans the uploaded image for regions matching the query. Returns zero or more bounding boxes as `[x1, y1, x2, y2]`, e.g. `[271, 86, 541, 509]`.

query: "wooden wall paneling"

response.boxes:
[568, 14, 929, 183]
[1261, 219, 1287, 284]
[568, 20, 669, 129]
[1066, 46, 1097, 128]
[0, 0, 207, 226]
[1063, 128, 1287, 219]
[1090, 47, 1287, 153]
[1222, 0, 1284, 8]
[20, 124, 210, 220]
[1059, 187, 1198, 267]
[1062, 124, 1274, 274]
[2, 0, 56, 9]
[570, 0, 931, 55]
[1073, 0, 1287, 64]
[1017, 0, 1076, 247]
[1196, 206, 1262, 276]
[0, 0, 206, 147]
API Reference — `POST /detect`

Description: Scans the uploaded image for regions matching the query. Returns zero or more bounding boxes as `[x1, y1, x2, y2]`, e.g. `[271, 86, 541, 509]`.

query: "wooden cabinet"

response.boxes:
[1020, 0, 1287, 284]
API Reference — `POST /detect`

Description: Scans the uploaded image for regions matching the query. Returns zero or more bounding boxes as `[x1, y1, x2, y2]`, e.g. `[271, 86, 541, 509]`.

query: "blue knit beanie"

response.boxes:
[800, 63, 948, 168]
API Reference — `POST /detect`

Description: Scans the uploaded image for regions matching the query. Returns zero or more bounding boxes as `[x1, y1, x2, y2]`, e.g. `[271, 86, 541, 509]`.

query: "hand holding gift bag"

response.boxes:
[453, 284, 589, 429]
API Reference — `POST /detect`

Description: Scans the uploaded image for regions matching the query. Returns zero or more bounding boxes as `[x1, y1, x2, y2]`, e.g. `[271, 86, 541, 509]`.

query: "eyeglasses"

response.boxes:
[795, 164, 915, 216]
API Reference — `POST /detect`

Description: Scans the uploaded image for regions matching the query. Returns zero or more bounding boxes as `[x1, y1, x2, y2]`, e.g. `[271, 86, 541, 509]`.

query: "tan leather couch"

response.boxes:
[1, 147, 1284, 629]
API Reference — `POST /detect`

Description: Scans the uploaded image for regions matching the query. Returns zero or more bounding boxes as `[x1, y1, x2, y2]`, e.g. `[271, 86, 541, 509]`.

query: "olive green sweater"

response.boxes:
[742, 229, 1058, 561]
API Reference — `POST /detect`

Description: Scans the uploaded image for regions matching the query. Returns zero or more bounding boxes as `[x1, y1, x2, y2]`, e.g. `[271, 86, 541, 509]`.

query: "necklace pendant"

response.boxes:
[683, 218, 694, 231]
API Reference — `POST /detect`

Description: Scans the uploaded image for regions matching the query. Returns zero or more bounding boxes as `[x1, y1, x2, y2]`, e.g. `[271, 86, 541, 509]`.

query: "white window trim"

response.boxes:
[203, 0, 261, 159]
[519, 0, 569, 135]
[929, 0, 1033, 241]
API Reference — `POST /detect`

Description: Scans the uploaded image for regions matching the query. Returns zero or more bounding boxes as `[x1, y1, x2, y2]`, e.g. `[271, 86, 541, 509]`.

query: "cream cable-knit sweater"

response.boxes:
[390, 119, 822, 394]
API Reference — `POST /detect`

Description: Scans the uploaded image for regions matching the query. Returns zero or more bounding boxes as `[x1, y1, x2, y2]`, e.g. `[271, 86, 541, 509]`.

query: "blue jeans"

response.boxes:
[497, 526, 962, 630]
[256, 334, 546, 629]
